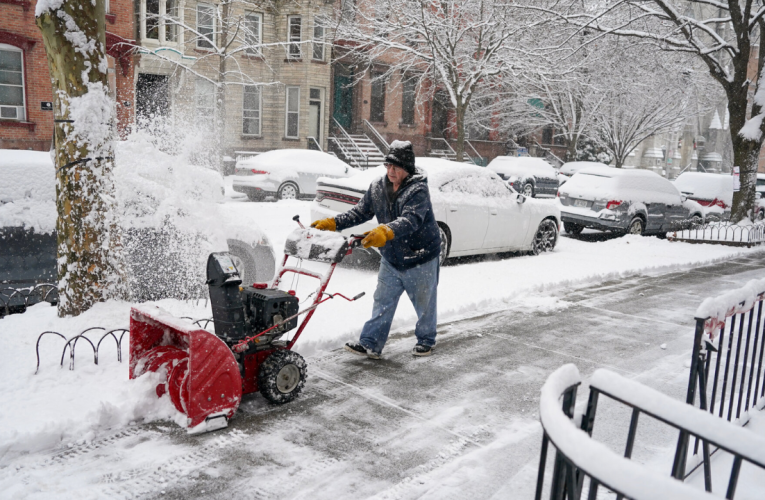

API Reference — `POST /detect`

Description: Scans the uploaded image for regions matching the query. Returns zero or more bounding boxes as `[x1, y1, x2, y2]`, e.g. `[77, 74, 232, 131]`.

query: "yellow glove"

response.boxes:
[310, 218, 336, 231]
[361, 225, 395, 248]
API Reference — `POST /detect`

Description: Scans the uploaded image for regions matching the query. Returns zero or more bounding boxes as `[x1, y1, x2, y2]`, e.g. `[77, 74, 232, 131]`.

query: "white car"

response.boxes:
[311, 158, 561, 262]
[558, 161, 610, 186]
[672, 172, 732, 222]
[232, 149, 353, 201]
[486, 156, 559, 198]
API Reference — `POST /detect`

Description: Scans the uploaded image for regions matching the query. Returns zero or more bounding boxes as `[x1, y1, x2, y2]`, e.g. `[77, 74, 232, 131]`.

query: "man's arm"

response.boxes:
[385, 188, 430, 238]
[334, 187, 376, 231]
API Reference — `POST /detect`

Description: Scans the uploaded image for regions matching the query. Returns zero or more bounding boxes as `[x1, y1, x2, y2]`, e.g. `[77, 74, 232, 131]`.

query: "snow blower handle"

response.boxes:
[350, 234, 365, 248]
[293, 215, 305, 229]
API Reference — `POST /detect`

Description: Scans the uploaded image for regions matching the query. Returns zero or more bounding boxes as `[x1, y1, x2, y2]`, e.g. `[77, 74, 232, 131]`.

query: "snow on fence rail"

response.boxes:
[535, 365, 714, 500]
[536, 364, 765, 499]
[667, 221, 765, 247]
[683, 278, 765, 479]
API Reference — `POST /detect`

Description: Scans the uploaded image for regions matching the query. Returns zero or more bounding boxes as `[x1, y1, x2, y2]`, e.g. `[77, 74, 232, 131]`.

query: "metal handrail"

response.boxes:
[332, 117, 368, 168]
[362, 119, 390, 154]
[307, 136, 323, 152]
[465, 140, 483, 163]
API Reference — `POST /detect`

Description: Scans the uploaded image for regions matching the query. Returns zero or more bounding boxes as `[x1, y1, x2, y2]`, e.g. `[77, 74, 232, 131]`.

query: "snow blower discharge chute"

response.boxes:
[129, 216, 365, 433]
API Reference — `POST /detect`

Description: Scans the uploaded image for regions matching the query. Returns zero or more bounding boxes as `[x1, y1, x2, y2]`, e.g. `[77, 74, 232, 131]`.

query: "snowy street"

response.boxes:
[2, 202, 765, 498]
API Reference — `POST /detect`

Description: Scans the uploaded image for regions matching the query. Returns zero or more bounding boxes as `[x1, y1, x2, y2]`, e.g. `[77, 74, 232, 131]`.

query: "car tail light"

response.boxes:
[556, 191, 560, 197]
[251, 169, 268, 175]
[714, 198, 727, 209]
[606, 200, 623, 210]
[315, 190, 360, 205]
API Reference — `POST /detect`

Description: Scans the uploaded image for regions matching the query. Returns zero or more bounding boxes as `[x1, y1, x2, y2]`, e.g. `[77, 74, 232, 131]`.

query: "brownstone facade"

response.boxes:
[0, 0, 135, 151]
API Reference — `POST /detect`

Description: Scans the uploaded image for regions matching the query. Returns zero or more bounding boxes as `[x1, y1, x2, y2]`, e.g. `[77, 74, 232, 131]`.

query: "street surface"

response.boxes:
[4, 252, 765, 499]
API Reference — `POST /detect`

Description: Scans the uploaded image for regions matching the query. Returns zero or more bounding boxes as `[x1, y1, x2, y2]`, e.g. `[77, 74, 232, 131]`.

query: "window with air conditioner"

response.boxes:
[288, 16, 302, 59]
[0, 45, 25, 121]
[243, 85, 261, 136]
[285, 86, 300, 138]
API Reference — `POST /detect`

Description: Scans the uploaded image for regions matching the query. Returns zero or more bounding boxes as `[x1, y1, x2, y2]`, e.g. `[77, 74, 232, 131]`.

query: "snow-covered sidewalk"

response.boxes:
[0, 199, 763, 465]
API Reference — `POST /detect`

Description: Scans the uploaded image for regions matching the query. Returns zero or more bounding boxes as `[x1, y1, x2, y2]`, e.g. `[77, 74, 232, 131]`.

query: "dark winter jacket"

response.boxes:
[334, 168, 441, 271]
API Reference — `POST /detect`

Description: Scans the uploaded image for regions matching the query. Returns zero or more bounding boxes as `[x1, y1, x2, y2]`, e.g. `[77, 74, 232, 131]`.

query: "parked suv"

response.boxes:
[557, 166, 704, 236]
[487, 156, 559, 198]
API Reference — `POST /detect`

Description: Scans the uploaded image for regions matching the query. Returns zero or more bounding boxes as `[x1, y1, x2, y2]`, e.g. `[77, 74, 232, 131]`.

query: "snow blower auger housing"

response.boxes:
[130, 216, 365, 433]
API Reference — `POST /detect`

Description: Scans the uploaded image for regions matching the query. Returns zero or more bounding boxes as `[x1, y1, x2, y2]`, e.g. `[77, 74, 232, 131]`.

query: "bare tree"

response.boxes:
[546, 0, 765, 222]
[36, 0, 127, 316]
[336, 0, 539, 161]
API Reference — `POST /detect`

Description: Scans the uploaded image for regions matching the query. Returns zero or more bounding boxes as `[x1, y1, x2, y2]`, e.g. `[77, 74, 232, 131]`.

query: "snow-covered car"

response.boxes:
[672, 172, 732, 222]
[557, 166, 704, 236]
[486, 156, 559, 198]
[0, 139, 276, 302]
[310, 158, 561, 263]
[558, 161, 610, 186]
[232, 149, 353, 201]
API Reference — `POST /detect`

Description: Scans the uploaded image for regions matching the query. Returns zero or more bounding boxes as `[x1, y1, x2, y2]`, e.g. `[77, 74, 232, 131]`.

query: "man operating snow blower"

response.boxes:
[311, 140, 440, 359]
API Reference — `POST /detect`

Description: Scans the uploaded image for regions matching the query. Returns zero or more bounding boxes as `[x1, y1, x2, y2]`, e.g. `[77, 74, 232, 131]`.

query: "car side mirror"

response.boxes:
[681, 195, 688, 202]
[516, 194, 526, 204]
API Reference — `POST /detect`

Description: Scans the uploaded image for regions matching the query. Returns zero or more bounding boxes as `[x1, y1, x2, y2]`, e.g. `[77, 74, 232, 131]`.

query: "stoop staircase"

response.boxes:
[329, 119, 386, 169]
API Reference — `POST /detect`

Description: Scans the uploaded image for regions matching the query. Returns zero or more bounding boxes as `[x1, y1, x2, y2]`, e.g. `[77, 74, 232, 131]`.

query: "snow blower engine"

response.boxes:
[128, 216, 365, 433]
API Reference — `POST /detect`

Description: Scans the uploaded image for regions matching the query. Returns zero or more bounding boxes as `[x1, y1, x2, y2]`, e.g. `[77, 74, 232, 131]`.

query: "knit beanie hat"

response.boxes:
[385, 140, 416, 175]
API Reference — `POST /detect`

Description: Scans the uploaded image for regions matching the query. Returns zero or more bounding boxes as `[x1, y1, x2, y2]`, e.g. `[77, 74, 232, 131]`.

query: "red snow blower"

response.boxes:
[129, 216, 365, 433]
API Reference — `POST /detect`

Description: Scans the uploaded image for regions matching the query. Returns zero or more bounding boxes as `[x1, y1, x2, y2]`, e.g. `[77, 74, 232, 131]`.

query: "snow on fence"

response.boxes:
[683, 278, 765, 478]
[667, 221, 765, 247]
[536, 364, 765, 499]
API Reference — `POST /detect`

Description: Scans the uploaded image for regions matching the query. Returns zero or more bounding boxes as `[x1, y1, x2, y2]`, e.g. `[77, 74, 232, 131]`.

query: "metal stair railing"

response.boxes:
[332, 117, 369, 168]
[534, 140, 564, 167]
[307, 136, 323, 152]
[362, 119, 390, 155]
[329, 135, 353, 165]
[465, 140, 484, 166]
[430, 137, 477, 165]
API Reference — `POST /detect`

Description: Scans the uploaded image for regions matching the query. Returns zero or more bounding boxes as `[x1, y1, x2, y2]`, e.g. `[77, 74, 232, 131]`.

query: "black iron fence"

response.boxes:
[668, 221, 765, 247]
[535, 364, 765, 500]
[682, 283, 765, 479]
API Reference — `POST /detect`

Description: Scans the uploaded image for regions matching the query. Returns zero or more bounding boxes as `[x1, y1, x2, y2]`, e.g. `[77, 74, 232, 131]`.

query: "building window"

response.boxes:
[0, 45, 25, 121]
[401, 76, 415, 125]
[143, 0, 178, 43]
[197, 3, 215, 49]
[146, 0, 160, 39]
[309, 88, 323, 145]
[312, 18, 324, 61]
[285, 86, 300, 138]
[196, 78, 216, 125]
[542, 126, 553, 145]
[245, 13, 262, 56]
[243, 85, 261, 136]
[370, 73, 386, 123]
[288, 16, 302, 59]
[165, 0, 178, 42]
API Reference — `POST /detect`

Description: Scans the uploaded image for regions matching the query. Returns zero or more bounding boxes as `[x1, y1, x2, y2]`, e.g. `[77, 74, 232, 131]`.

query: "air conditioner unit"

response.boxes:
[0, 106, 25, 121]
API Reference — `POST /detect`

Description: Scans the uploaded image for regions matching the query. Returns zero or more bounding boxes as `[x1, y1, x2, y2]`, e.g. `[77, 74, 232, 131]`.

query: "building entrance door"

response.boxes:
[333, 72, 353, 129]
[136, 74, 169, 123]
[309, 88, 322, 149]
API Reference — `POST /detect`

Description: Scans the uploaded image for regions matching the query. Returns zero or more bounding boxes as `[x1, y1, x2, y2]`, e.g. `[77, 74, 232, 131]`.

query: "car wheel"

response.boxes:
[277, 182, 299, 200]
[627, 217, 645, 236]
[258, 350, 306, 404]
[522, 183, 534, 197]
[531, 219, 558, 255]
[438, 224, 450, 265]
[563, 222, 583, 236]
[690, 214, 703, 228]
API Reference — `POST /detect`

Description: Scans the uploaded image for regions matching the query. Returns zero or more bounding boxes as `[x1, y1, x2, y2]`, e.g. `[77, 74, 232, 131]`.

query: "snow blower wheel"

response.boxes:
[258, 350, 307, 404]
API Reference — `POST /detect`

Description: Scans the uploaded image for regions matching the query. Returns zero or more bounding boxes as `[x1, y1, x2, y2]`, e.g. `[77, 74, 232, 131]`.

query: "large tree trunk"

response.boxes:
[37, 0, 126, 316]
[455, 103, 465, 163]
[727, 90, 762, 223]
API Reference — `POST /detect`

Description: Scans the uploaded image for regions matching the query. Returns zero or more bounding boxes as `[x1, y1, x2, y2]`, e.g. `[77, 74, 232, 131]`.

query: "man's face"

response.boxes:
[385, 162, 408, 185]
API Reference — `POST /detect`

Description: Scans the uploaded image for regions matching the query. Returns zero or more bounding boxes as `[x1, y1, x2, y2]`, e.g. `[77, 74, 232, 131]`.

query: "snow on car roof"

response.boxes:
[486, 156, 557, 179]
[559, 161, 609, 176]
[561, 166, 681, 204]
[238, 149, 351, 176]
[673, 172, 733, 204]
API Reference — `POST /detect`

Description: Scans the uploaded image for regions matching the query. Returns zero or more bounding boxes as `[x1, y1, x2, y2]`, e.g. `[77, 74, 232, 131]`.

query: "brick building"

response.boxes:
[0, 0, 136, 151]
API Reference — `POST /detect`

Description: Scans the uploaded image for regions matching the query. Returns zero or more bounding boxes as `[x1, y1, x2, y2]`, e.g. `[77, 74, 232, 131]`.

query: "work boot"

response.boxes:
[412, 344, 434, 357]
[344, 342, 381, 360]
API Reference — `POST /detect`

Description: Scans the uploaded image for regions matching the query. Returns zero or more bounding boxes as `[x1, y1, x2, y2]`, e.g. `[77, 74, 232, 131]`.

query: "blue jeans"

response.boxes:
[359, 256, 439, 355]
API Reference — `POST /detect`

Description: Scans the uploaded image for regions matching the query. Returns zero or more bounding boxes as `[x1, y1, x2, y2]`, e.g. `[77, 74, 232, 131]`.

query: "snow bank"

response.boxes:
[0, 150, 56, 233]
